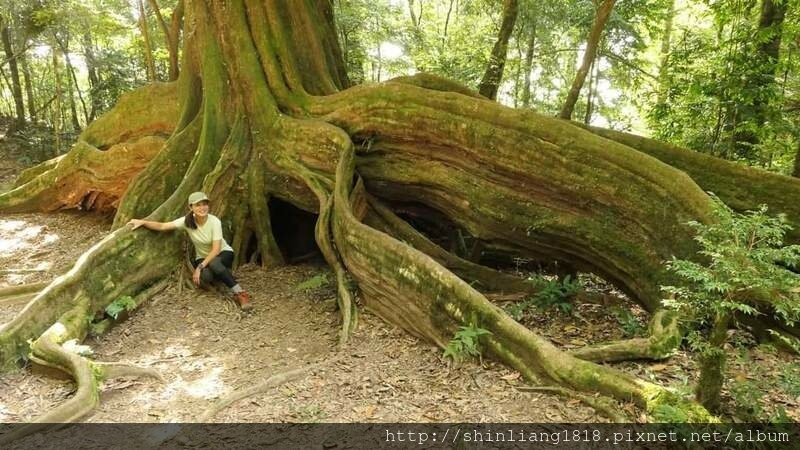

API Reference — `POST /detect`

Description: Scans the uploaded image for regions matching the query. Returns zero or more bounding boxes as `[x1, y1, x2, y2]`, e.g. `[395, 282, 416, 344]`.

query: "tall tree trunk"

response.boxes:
[82, 32, 101, 121]
[0, 18, 25, 131]
[58, 37, 90, 128]
[20, 52, 35, 122]
[656, 0, 675, 106]
[731, 0, 788, 158]
[51, 44, 62, 156]
[559, 0, 615, 120]
[521, 18, 537, 108]
[137, 0, 158, 82]
[583, 53, 599, 124]
[793, 142, 800, 178]
[478, 0, 519, 100]
[147, 0, 183, 81]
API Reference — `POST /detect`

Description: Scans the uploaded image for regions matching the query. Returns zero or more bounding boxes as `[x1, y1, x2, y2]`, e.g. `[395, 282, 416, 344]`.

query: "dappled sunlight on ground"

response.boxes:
[0, 213, 109, 288]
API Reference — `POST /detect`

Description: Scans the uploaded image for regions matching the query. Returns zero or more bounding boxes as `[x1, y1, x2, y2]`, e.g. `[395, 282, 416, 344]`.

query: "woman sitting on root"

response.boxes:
[127, 191, 252, 310]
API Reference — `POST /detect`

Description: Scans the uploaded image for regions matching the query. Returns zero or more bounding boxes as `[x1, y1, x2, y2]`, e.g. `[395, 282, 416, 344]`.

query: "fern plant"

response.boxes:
[443, 324, 493, 363]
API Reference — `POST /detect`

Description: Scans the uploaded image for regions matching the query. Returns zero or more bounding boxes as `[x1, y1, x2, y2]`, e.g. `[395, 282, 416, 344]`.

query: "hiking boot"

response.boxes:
[235, 291, 253, 311]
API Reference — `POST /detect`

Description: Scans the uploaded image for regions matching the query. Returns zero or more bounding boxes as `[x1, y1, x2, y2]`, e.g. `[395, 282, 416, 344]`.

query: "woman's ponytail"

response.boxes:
[184, 211, 198, 229]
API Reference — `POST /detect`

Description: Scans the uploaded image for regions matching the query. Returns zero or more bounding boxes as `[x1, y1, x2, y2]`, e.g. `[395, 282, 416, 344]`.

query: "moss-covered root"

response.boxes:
[578, 124, 800, 243]
[0, 282, 48, 307]
[0, 295, 161, 445]
[0, 82, 180, 215]
[331, 141, 715, 422]
[0, 226, 181, 371]
[570, 310, 682, 363]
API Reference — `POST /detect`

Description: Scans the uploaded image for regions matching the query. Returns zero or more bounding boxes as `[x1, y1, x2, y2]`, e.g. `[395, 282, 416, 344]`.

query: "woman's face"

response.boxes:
[190, 200, 210, 217]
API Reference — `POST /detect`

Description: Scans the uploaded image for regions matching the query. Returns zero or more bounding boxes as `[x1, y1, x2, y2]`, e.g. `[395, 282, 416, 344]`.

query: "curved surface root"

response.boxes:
[570, 310, 682, 363]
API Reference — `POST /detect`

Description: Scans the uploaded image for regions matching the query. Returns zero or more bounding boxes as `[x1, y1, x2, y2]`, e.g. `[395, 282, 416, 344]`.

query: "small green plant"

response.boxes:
[661, 196, 800, 411]
[105, 295, 136, 320]
[443, 324, 492, 362]
[650, 403, 689, 423]
[295, 273, 329, 291]
[506, 275, 581, 319]
[728, 378, 765, 420]
[778, 363, 800, 397]
[610, 306, 645, 337]
[296, 404, 326, 422]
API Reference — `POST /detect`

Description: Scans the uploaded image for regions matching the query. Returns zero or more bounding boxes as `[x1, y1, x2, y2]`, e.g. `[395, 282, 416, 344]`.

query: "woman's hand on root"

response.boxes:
[193, 267, 202, 286]
[127, 219, 144, 230]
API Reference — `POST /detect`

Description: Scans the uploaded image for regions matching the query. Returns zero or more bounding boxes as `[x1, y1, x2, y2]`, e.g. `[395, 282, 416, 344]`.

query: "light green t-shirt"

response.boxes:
[171, 214, 233, 259]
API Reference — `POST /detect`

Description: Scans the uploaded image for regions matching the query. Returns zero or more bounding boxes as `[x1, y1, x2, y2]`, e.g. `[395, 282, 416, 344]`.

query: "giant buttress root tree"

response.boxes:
[4, 0, 800, 432]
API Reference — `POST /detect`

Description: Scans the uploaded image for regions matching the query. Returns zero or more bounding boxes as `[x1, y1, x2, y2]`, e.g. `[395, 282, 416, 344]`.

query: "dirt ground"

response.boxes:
[0, 211, 609, 424]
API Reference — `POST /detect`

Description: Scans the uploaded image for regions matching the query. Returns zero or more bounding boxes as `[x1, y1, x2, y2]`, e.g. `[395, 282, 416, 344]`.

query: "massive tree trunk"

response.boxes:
[478, 0, 519, 100]
[8, 0, 800, 435]
[559, 0, 615, 120]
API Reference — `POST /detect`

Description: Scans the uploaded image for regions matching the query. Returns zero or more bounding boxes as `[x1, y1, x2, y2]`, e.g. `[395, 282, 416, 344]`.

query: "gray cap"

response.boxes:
[188, 191, 209, 205]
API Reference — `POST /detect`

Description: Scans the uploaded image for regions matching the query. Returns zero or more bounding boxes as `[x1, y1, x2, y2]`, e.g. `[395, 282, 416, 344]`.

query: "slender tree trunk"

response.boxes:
[478, 0, 519, 100]
[51, 44, 62, 156]
[521, 18, 537, 108]
[147, 0, 183, 81]
[695, 313, 730, 412]
[20, 52, 35, 122]
[82, 32, 101, 121]
[583, 53, 601, 124]
[793, 142, 800, 178]
[443, 0, 455, 39]
[137, 0, 158, 82]
[656, 0, 675, 106]
[58, 38, 90, 127]
[0, 18, 25, 131]
[731, 0, 788, 158]
[558, 0, 615, 120]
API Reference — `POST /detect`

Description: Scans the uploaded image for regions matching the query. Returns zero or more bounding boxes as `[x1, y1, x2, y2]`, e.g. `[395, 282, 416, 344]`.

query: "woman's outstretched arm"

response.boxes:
[127, 219, 178, 231]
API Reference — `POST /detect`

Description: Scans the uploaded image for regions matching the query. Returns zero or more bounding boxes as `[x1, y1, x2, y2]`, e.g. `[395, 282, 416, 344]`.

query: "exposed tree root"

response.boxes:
[0, 83, 179, 214]
[516, 385, 628, 423]
[329, 137, 715, 421]
[570, 310, 682, 363]
[0, 294, 162, 445]
[200, 358, 337, 421]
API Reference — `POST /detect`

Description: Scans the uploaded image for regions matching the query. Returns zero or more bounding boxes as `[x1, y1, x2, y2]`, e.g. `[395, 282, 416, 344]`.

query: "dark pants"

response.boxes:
[193, 250, 237, 288]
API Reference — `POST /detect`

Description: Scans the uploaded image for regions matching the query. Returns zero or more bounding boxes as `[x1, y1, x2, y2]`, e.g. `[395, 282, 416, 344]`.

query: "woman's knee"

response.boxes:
[208, 257, 228, 275]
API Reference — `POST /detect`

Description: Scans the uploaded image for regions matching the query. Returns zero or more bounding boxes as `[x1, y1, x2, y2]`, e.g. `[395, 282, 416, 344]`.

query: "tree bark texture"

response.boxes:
[9, 0, 800, 431]
[478, 0, 519, 100]
[731, 0, 788, 157]
[0, 18, 25, 130]
[559, 0, 615, 120]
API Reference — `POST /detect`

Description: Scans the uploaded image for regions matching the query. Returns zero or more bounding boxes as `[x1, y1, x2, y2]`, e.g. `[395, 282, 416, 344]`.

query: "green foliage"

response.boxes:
[778, 362, 800, 397]
[728, 378, 765, 420]
[650, 403, 689, 423]
[105, 295, 136, 320]
[507, 274, 581, 319]
[610, 306, 645, 337]
[443, 324, 493, 362]
[294, 273, 330, 292]
[662, 196, 800, 410]
[661, 196, 800, 333]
